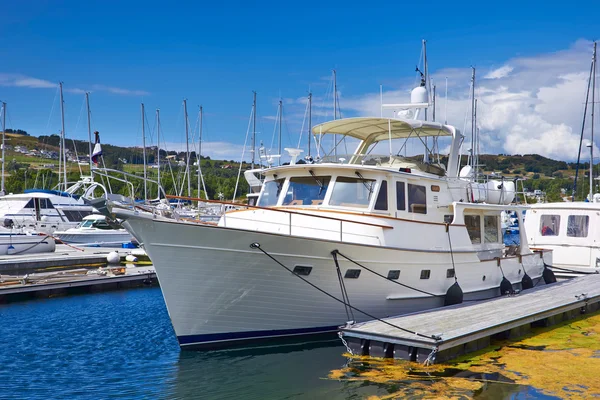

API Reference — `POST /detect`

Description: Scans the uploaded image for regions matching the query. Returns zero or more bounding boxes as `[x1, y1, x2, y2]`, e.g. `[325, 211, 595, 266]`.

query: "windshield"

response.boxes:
[282, 176, 330, 206]
[329, 176, 375, 208]
[80, 220, 94, 228]
[257, 179, 284, 207]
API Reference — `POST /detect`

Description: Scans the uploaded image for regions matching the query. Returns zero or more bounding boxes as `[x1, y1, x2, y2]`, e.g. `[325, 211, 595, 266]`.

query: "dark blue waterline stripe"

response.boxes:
[177, 325, 339, 345]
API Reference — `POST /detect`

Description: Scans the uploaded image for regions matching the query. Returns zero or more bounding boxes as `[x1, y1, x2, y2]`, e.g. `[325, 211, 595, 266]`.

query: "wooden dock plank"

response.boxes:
[341, 275, 600, 353]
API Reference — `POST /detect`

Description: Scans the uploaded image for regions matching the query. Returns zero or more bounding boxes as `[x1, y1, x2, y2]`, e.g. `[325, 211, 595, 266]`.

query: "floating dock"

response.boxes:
[0, 265, 157, 302]
[339, 274, 600, 364]
[0, 244, 146, 273]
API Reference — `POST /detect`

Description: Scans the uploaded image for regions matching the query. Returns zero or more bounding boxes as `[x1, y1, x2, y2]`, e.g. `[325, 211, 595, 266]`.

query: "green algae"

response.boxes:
[329, 311, 600, 399]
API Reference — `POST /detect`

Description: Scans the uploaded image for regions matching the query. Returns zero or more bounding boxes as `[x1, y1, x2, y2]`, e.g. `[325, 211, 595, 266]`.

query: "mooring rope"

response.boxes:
[332, 250, 442, 298]
[331, 251, 355, 322]
[250, 242, 441, 341]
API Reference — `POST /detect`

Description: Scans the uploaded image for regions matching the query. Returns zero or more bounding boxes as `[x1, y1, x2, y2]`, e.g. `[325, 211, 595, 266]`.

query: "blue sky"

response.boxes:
[1, 0, 599, 161]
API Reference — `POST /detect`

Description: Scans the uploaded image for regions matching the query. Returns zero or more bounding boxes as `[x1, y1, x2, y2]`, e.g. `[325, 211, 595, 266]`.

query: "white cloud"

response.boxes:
[484, 65, 514, 80]
[0, 73, 149, 96]
[340, 39, 599, 161]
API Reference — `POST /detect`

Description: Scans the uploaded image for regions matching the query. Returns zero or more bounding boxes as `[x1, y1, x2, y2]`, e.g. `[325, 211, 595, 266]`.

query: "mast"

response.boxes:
[278, 99, 282, 165]
[141, 103, 148, 201]
[308, 92, 312, 157]
[59, 82, 67, 190]
[422, 39, 429, 163]
[85, 92, 93, 170]
[591, 42, 597, 201]
[470, 67, 476, 174]
[156, 108, 161, 198]
[474, 98, 478, 179]
[573, 45, 595, 201]
[1, 102, 5, 193]
[333, 70, 337, 159]
[197, 105, 203, 205]
[251, 91, 256, 170]
[183, 99, 191, 198]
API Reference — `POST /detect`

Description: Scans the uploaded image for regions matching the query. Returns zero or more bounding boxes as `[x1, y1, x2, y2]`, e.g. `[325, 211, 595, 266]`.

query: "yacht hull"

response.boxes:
[0, 234, 56, 255]
[53, 231, 134, 247]
[121, 213, 546, 349]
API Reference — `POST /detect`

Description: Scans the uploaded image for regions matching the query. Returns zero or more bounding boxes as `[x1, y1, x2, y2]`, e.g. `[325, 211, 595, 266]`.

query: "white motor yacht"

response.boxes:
[53, 214, 135, 247]
[111, 104, 551, 349]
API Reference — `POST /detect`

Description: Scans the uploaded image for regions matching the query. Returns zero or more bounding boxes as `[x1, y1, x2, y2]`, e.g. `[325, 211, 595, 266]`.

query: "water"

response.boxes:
[0, 286, 586, 399]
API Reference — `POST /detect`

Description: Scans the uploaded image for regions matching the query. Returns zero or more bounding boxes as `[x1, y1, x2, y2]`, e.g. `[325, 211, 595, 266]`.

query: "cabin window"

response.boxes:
[330, 177, 374, 208]
[420, 270, 431, 279]
[282, 176, 330, 206]
[408, 184, 427, 214]
[40, 199, 54, 209]
[24, 199, 35, 209]
[567, 215, 589, 238]
[387, 270, 400, 280]
[539, 214, 560, 236]
[396, 182, 406, 211]
[374, 180, 388, 211]
[293, 265, 313, 276]
[62, 210, 93, 222]
[465, 215, 481, 244]
[484, 216, 500, 243]
[257, 179, 284, 207]
[344, 269, 361, 279]
[446, 269, 455, 278]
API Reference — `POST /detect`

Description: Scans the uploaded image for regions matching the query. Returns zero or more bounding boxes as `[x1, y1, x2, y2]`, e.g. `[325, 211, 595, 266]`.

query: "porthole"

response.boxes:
[293, 265, 312, 276]
[420, 270, 431, 280]
[345, 269, 361, 279]
[446, 269, 455, 279]
[482, 275, 486, 281]
[387, 270, 400, 280]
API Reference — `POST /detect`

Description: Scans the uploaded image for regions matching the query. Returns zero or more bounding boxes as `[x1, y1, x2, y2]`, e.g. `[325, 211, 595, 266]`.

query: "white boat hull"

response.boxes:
[122, 214, 546, 349]
[53, 230, 134, 247]
[0, 234, 56, 255]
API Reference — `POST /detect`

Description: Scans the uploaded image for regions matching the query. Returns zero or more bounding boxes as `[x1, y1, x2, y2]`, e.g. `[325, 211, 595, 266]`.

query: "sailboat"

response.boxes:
[107, 46, 551, 350]
[524, 42, 600, 277]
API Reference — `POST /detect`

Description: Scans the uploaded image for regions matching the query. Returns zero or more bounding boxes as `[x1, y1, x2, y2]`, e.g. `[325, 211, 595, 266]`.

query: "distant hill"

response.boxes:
[1, 132, 594, 201]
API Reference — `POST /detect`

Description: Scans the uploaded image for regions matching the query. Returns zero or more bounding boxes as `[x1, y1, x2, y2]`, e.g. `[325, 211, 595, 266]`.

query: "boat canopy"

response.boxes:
[311, 117, 452, 142]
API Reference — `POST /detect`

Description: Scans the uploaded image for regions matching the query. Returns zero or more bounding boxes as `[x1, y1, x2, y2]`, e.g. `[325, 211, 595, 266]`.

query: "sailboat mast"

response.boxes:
[278, 99, 282, 165]
[251, 91, 256, 170]
[1, 102, 5, 193]
[183, 99, 191, 198]
[59, 82, 67, 190]
[422, 39, 429, 163]
[197, 106, 203, 205]
[591, 42, 597, 201]
[141, 103, 148, 201]
[86, 92, 93, 170]
[308, 92, 312, 157]
[333, 69, 337, 159]
[156, 108, 161, 198]
[470, 67, 476, 174]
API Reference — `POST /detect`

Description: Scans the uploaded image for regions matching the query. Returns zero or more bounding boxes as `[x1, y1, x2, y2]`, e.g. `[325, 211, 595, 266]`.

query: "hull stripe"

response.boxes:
[177, 325, 339, 345]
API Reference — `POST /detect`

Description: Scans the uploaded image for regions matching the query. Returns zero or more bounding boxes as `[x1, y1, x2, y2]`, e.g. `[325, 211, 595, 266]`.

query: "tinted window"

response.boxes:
[282, 176, 330, 206]
[257, 179, 284, 207]
[539, 214, 560, 236]
[567, 215, 589, 237]
[24, 199, 35, 209]
[387, 270, 400, 280]
[344, 269, 361, 279]
[396, 182, 406, 211]
[465, 215, 481, 244]
[374, 180, 388, 211]
[293, 265, 312, 276]
[420, 270, 431, 279]
[408, 184, 426, 214]
[330, 177, 374, 208]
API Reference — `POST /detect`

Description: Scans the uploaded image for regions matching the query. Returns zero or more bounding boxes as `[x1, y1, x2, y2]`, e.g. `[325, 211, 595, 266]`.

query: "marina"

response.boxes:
[1, 4, 598, 398]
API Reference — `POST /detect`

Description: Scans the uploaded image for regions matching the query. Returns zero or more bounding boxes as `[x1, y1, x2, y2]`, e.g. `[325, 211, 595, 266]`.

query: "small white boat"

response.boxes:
[0, 228, 55, 255]
[525, 200, 600, 276]
[53, 215, 135, 247]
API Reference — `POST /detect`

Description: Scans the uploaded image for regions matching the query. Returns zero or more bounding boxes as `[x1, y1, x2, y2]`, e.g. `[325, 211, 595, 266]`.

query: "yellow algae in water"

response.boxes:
[329, 312, 600, 399]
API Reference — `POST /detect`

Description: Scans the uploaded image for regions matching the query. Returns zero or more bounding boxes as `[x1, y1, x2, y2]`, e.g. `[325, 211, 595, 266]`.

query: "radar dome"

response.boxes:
[411, 86, 428, 104]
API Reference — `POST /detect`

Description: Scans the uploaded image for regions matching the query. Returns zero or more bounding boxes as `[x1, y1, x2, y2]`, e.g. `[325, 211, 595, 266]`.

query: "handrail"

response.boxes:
[166, 194, 393, 230]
